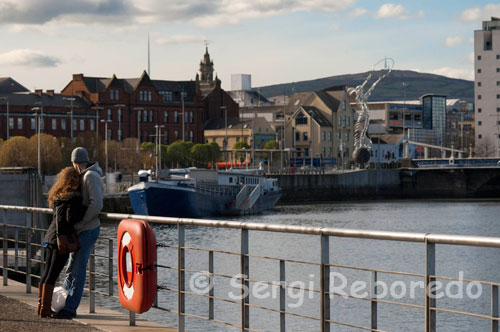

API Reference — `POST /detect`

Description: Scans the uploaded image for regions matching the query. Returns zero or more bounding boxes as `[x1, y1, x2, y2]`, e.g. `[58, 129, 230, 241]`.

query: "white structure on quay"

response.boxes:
[475, 17, 500, 156]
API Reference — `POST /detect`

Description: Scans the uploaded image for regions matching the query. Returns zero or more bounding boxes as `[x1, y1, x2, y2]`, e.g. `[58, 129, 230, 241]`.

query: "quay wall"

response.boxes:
[274, 168, 500, 203]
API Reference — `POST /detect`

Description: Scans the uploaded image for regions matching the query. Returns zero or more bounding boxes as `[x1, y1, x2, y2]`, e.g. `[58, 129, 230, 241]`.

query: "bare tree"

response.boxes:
[475, 136, 495, 157]
[27, 134, 63, 175]
[0, 136, 31, 167]
[117, 138, 142, 183]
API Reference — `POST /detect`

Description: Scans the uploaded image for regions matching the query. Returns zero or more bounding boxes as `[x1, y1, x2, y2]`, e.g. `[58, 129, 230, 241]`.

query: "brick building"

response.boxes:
[0, 78, 90, 141]
[61, 71, 204, 144]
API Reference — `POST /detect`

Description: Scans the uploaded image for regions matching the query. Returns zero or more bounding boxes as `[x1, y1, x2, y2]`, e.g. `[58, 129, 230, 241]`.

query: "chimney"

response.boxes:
[34, 89, 43, 96]
[73, 73, 84, 81]
[46, 89, 54, 96]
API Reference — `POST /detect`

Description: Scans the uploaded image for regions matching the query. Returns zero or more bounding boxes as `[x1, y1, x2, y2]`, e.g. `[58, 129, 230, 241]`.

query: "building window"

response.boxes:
[190, 130, 193, 141]
[174, 130, 179, 140]
[478, 82, 481, 87]
[174, 111, 179, 123]
[118, 129, 122, 141]
[80, 119, 85, 131]
[149, 110, 153, 122]
[107, 109, 112, 121]
[9, 118, 14, 129]
[478, 121, 482, 126]
[41, 118, 44, 130]
[184, 112, 188, 123]
[118, 108, 122, 122]
[61, 119, 66, 130]
[164, 111, 168, 123]
[110, 90, 114, 100]
[30, 118, 36, 130]
[52, 118, 57, 130]
[140, 91, 144, 101]
[497, 108, 500, 113]
[328, 132, 332, 141]
[143, 110, 148, 122]
[17, 118, 22, 129]
[477, 69, 481, 73]
[322, 131, 326, 141]
[497, 82, 500, 86]
[342, 100, 346, 110]
[498, 68, 500, 73]
[90, 119, 95, 131]
[72, 119, 77, 131]
[497, 55, 500, 59]
[296, 113, 307, 125]
[345, 132, 349, 141]
[478, 95, 482, 100]
[478, 108, 482, 113]
[108, 128, 113, 140]
[303, 132, 308, 141]
[498, 95, 500, 99]
[477, 55, 481, 60]
[304, 148, 309, 157]
[347, 116, 350, 127]
[164, 130, 169, 143]
[190, 112, 194, 124]
[478, 134, 482, 139]
[115, 89, 119, 100]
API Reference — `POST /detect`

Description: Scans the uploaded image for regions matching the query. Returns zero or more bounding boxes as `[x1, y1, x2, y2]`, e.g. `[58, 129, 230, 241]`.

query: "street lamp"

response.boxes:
[132, 107, 144, 151]
[32, 105, 43, 178]
[402, 82, 409, 157]
[100, 120, 112, 192]
[181, 92, 185, 141]
[115, 104, 126, 142]
[154, 124, 165, 179]
[91, 106, 103, 157]
[63, 97, 75, 141]
[220, 106, 228, 166]
[0, 97, 9, 140]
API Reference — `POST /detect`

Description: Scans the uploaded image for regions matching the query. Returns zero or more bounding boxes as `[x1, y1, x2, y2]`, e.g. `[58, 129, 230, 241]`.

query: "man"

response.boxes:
[53, 147, 103, 319]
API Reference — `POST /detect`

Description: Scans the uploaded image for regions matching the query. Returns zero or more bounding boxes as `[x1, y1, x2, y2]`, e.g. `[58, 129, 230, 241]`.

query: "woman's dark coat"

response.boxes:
[44, 193, 87, 245]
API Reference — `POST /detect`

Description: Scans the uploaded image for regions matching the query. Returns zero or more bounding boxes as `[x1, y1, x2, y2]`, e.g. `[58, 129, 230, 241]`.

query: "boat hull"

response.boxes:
[128, 182, 281, 218]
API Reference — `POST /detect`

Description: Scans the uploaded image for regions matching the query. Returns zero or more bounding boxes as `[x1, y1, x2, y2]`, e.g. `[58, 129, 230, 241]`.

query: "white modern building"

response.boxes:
[475, 17, 500, 156]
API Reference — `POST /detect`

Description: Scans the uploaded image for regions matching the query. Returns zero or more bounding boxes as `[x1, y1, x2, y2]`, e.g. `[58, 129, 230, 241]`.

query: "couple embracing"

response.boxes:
[38, 147, 103, 319]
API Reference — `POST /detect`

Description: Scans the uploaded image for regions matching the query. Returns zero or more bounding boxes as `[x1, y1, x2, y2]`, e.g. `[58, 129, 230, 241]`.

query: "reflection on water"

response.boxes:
[96, 200, 500, 332]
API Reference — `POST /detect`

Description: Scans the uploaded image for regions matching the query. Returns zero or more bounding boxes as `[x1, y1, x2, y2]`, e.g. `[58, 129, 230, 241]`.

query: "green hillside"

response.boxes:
[255, 70, 474, 102]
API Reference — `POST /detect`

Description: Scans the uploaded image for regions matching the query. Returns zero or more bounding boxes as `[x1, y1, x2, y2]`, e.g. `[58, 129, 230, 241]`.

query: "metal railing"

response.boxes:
[1, 204, 500, 332]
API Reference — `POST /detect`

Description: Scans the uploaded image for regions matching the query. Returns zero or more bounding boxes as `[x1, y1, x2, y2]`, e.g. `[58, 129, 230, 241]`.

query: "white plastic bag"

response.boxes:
[52, 286, 68, 313]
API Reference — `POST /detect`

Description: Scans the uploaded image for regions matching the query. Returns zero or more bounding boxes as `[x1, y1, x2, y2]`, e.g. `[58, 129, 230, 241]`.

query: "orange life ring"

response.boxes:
[117, 219, 157, 313]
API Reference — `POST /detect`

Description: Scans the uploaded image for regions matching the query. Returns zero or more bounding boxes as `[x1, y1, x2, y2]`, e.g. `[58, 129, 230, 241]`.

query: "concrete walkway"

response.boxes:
[0, 278, 177, 332]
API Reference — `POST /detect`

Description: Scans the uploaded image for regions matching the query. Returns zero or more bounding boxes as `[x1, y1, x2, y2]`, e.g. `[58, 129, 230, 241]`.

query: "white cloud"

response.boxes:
[156, 34, 206, 45]
[0, 0, 356, 27]
[375, 3, 409, 19]
[348, 8, 368, 18]
[0, 49, 60, 67]
[444, 36, 462, 47]
[429, 67, 474, 81]
[460, 4, 500, 22]
[416, 10, 424, 18]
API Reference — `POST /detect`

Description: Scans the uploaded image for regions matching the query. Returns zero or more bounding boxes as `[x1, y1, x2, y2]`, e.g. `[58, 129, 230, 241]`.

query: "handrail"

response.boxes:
[1, 204, 500, 248]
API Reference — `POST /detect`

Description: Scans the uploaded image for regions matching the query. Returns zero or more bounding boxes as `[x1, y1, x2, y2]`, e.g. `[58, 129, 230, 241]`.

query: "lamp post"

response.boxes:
[63, 97, 75, 141]
[220, 106, 227, 166]
[181, 92, 185, 141]
[100, 119, 112, 192]
[154, 124, 165, 179]
[0, 97, 9, 140]
[91, 106, 103, 156]
[114, 104, 126, 142]
[32, 105, 43, 178]
[402, 82, 408, 157]
[132, 107, 144, 151]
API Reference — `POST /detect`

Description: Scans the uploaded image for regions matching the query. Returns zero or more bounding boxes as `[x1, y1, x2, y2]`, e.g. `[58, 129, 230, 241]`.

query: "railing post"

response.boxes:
[241, 228, 249, 331]
[25, 213, 31, 294]
[425, 239, 436, 332]
[14, 229, 19, 271]
[108, 239, 113, 296]
[492, 285, 499, 332]
[209, 250, 214, 320]
[320, 234, 330, 332]
[279, 259, 286, 332]
[178, 223, 185, 332]
[129, 311, 136, 326]
[89, 247, 95, 313]
[2, 217, 7, 286]
[371, 271, 378, 330]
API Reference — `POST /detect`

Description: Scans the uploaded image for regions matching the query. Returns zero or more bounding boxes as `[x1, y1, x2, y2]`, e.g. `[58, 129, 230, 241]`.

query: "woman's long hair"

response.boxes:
[47, 167, 81, 208]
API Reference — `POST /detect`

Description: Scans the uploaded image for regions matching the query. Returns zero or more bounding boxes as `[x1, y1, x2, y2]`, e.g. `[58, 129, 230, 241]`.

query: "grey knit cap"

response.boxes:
[71, 147, 89, 163]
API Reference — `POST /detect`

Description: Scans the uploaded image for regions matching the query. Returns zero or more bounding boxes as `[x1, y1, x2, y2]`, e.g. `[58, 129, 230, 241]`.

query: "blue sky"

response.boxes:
[0, 1, 497, 93]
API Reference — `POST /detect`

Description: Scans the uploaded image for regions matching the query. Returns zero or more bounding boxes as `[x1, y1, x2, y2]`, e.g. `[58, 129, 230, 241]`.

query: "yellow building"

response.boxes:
[285, 86, 355, 166]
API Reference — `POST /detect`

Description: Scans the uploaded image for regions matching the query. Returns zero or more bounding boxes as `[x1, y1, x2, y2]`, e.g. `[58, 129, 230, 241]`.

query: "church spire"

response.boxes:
[199, 43, 214, 85]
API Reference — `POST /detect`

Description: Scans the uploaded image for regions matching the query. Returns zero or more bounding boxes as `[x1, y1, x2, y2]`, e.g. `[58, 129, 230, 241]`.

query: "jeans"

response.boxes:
[62, 227, 100, 315]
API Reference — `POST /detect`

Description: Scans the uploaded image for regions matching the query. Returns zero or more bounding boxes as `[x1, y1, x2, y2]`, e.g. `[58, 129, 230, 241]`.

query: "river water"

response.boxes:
[96, 200, 500, 332]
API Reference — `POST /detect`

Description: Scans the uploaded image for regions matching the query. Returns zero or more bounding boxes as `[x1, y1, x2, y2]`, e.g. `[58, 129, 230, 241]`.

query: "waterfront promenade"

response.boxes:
[0, 279, 175, 332]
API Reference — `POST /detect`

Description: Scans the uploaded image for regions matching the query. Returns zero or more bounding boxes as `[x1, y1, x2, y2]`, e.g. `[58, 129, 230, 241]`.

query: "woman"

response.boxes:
[38, 167, 87, 318]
